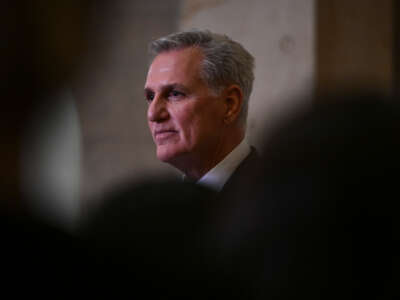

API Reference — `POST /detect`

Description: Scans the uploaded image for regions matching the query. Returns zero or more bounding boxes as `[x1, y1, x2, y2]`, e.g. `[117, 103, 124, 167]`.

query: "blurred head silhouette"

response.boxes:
[215, 91, 400, 299]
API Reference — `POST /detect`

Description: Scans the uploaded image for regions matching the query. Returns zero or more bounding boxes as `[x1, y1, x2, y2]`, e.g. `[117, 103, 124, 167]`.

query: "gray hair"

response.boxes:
[149, 29, 255, 125]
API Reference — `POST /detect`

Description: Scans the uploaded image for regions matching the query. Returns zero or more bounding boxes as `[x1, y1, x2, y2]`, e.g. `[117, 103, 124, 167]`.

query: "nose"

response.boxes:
[147, 95, 169, 123]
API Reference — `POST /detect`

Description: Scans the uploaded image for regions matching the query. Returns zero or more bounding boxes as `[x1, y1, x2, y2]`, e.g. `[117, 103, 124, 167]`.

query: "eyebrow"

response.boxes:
[144, 83, 188, 94]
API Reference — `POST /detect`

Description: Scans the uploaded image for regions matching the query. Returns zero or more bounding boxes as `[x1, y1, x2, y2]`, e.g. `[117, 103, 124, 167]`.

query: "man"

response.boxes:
[144, 29, 258, 192]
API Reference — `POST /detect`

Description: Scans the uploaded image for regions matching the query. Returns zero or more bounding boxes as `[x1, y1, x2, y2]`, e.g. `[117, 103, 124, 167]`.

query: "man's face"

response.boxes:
[144, 47, 226, 167]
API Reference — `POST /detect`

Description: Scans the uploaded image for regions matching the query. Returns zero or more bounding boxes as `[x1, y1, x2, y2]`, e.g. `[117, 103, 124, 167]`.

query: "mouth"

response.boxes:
[154, 130, 178, 142]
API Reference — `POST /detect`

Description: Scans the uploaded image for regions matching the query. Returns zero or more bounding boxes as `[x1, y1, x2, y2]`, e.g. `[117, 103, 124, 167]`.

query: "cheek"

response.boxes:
[172, 100, 223, 148]
[179, 123, 203, 153]
[179, 117, 196, 147]
[182, 116, 211, 149]
[173, 106, 194, 137]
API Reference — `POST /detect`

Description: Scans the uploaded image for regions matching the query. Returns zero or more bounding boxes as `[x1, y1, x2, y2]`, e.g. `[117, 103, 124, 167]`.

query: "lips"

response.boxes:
[154, 129, 178, 142]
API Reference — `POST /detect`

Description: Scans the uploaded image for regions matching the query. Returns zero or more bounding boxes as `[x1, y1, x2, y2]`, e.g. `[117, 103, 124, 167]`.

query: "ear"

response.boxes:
[223, 84, 243, 124]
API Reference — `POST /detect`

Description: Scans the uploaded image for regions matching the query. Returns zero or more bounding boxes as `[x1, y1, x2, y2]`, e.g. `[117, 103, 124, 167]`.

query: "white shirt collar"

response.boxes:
[195, 139, 251, 191]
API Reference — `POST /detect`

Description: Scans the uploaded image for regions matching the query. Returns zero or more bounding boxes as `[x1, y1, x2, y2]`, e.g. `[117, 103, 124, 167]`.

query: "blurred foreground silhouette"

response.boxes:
[211, 91, 400, 299]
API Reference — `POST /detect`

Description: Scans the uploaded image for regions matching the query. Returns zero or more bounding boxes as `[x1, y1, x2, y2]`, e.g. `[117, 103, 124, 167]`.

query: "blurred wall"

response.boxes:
[316, 0, 393, 95]
[21, 90, 81, 230]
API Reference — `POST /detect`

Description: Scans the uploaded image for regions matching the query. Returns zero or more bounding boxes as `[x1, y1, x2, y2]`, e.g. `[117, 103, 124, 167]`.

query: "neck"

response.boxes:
[174, 129, 245, 181]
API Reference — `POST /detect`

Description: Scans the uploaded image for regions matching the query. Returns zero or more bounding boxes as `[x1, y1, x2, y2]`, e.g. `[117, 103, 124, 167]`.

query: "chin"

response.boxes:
[156, 146, 180, 163]
[156, 144, 189, 165]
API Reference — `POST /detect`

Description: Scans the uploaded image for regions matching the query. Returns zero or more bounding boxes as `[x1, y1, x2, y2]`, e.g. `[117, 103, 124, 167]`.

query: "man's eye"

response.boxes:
[168, 90, 185, 100]
[145, 92, 154, 103]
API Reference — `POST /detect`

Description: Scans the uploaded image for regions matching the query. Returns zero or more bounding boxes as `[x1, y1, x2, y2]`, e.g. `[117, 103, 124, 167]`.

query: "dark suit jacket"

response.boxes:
[211, 146, 263, 248]
[202, 147, 265, 295]
[219, 146, 262, 196]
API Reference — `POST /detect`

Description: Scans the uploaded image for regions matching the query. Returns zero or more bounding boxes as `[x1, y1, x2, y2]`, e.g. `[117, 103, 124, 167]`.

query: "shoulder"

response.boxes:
[220, 146, 262, 195]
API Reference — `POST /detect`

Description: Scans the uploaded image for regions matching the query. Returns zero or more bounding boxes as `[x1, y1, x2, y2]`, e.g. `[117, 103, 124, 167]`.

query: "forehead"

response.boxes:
[146, 47, 204, 84]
